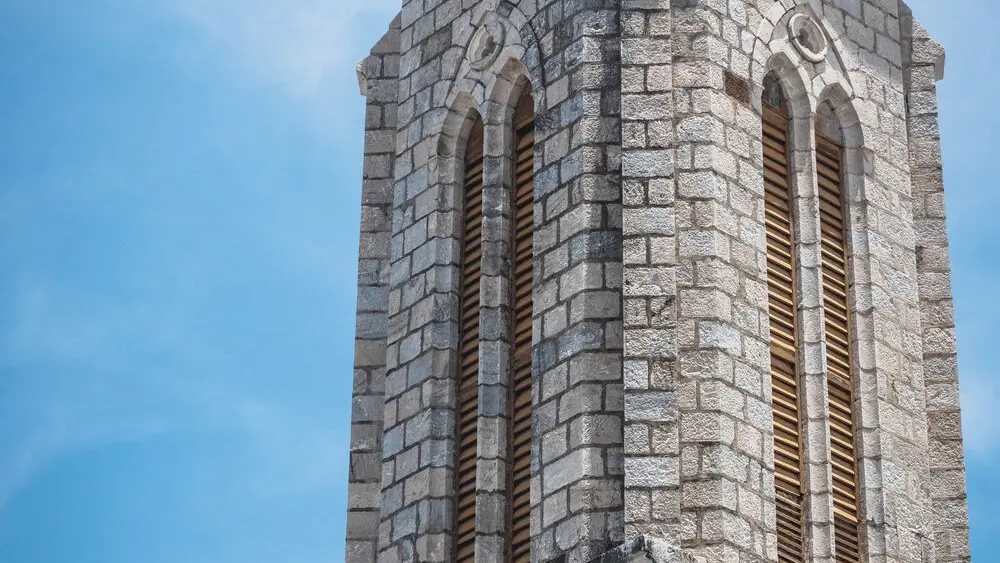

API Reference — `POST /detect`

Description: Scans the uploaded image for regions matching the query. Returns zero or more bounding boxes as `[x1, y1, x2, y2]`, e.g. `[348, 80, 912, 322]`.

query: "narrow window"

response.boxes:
[815, 104, 863, 563]
[507, 88, 534, 563]
[762, 74, 807, 562]
[455, 115, 485, 563]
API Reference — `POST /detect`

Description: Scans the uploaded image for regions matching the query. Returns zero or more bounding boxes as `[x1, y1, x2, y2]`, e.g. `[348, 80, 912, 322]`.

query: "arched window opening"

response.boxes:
[762, 72, 807, 563]
[815, 111, 863, 563]
[455, 114, 485, 563]
[507, 86, 534, 563]
[816, 101, 844, 145]
[763, 73, 787, 113]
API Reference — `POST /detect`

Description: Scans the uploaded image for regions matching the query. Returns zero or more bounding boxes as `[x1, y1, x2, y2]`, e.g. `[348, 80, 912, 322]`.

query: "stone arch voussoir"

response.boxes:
[433, 91, 483, 186]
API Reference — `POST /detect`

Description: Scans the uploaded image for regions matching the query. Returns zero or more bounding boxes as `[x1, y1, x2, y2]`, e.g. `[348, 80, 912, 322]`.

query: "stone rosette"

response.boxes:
[468, 18, 506, 71]
[789, 13, 828, 63]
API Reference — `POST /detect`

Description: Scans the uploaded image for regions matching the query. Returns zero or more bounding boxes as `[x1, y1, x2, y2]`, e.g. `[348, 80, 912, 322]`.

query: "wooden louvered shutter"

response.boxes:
[507, 90, 534, 563]
[763, 104, 807, 563]
[816, 134, 862, 563]
[455, 116, 484, 563]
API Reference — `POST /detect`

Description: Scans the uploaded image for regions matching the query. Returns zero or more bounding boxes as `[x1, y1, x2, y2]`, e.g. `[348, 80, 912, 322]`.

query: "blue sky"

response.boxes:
[0, 1, 996, 562]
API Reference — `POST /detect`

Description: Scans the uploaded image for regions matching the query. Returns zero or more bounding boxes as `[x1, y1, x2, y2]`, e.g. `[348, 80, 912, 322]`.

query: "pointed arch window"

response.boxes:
[455, 114, 485, 563]
[761, 74, 866, 562]
[762, 74, 807, 563]
[451, 86, 535, 563]
[506, 87, 534, 563]
[815, 102, 862, 563]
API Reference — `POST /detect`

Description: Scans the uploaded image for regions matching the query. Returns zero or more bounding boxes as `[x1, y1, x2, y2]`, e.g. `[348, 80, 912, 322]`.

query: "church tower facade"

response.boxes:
[345, 1, 971, 562]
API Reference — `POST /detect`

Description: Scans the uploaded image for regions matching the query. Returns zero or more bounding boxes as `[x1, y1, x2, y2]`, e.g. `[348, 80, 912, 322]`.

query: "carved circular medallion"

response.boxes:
[788, 14, 828, 63]
[469, 20, 506, 70]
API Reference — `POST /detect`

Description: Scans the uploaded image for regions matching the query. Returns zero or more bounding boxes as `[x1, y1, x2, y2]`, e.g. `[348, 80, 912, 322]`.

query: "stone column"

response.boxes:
[903, 9, 971, 563]
[346, 15, 401, 563]
[529, 2, 626, 560]
[619, 0, 682, 546]
[377, 1, 469, 559]
[671, 2, 775, 561]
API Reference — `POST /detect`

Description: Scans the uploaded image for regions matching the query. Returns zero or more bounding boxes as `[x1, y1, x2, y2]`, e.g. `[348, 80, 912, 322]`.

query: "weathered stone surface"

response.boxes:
[344, 2, 970, 563]
[584, 535, 692, 563]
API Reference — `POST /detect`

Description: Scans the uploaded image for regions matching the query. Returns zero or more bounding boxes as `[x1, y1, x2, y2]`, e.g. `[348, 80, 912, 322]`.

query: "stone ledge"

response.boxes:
[584, 536, 694, 563]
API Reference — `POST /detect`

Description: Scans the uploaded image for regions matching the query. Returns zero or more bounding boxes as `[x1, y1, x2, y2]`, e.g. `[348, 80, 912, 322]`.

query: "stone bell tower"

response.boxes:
[344, 1, 971, 562]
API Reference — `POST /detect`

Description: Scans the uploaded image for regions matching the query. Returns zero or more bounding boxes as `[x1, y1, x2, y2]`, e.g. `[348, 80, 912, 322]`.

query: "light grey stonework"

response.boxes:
[901, 7, 970, 562]
[585, 535, 693, 563]
[345, 1, 971, 562]
[347, 15, 401, 563]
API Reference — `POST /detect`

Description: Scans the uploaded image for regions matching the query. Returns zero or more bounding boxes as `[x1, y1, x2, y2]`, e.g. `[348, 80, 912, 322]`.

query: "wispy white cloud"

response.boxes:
[0, 371, 343, 511]
[2, 283, 185, 372]
[0, 381, 175, 511]
[0, 279, 343, 511]
[961, 375, 1000, 456]
[163, 376, 348, 498]
[160, 0, 399, 103]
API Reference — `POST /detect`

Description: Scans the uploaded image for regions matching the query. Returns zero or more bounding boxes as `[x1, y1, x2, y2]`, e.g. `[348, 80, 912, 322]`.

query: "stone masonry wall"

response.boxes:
[661, 0, 959, 561]
[619, 0, 681, 546]
[743, 2, 946, 562]
[368, 1, 626, 562]
[901, 6, 971, 562]
[346, 16, 402, 563]
[671, 1, 775, 560]
[344, 2, 972, 563]
[526, 2, 625, 561]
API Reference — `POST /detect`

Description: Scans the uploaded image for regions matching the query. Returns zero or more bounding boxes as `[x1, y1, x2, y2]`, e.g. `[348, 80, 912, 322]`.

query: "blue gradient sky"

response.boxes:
[0, 1, 996, 562]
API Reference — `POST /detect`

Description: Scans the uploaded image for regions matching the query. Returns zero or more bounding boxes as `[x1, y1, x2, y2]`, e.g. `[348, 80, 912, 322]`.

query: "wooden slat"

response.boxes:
[507, 90, 534, 563]
[454, 116, 484, 563]
[763, 103, 807, 563]
[816, 133, 863, 563]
